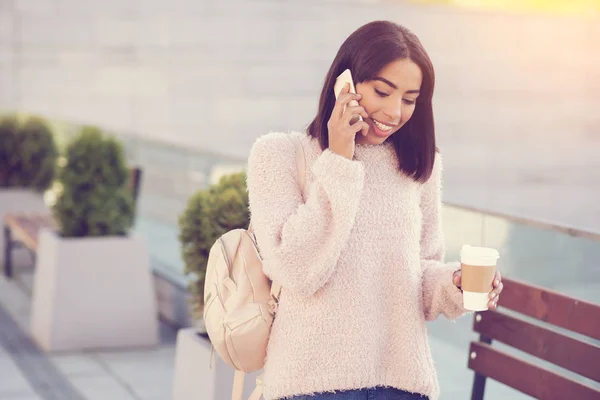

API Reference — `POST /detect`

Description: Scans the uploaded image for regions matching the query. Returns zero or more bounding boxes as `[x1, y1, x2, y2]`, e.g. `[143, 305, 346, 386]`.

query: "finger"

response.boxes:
[453, 274, 461, 287]
[340, 82, 350, 95]
[488, 299, 497, 309]
[345, 105, 369, 119]
[494, 270, 502, 287]
[339, 92, 362, 107]
[495, 281, 504, 295]
[332, 84, 349, 118]
[342, 106, 369, 125]
[453, 270, 461, 283]
[360, 121, 369, 136]
[350, 120, 369, 134]
[334, 92, 362, 118]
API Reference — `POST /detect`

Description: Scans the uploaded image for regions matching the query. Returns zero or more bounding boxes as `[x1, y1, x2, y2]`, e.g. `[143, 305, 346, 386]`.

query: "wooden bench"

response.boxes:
[3, 167, 142, 278]
[468, 277, 600, 400]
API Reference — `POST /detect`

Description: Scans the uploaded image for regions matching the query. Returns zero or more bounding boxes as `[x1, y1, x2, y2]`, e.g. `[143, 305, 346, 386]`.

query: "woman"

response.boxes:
[246, 20, 503, 400]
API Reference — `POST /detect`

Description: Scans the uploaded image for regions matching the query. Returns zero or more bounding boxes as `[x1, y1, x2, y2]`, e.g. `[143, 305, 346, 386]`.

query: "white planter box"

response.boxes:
[172, 328, 216, 400]
[0, 189, 47, 268]
[30, 229, 159, 352]
[172, 328, 262, 400]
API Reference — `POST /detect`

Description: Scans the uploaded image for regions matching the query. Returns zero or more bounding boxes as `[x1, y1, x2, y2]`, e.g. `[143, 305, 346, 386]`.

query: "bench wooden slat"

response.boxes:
[473, 309, 600, 382]
[500, 278, 600, 341]
[3, 213, 57, 251]
[468, 341, 600, 400]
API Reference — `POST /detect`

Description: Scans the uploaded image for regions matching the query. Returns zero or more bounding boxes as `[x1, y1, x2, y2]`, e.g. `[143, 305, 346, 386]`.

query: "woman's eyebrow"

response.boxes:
[373, 77, 420, 94]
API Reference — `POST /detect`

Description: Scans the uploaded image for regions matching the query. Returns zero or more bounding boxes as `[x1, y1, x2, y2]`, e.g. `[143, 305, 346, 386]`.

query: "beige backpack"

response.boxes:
[203, 135, 306, 400]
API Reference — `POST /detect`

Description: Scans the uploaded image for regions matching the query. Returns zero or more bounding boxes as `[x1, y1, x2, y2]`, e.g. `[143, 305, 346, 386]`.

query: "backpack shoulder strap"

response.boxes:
[232, 370, 263, 400]
[232, 370, 245, 400]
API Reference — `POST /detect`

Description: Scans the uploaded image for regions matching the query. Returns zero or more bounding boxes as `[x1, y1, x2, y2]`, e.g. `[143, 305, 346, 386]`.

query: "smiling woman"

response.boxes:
[243, 20, 504, 400]
[307, 21, 436, 183]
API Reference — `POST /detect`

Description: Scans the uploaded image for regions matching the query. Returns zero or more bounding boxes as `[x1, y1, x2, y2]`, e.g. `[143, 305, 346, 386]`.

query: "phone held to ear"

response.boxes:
[334, 69, 363, 125]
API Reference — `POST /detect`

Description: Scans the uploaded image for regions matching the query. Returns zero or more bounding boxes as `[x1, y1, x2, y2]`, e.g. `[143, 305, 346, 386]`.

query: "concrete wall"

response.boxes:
[1, 0, 599, 229]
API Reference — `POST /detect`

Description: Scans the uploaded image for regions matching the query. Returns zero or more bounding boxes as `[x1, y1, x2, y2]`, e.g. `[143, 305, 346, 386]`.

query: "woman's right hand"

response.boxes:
[327, 83, 370, 160]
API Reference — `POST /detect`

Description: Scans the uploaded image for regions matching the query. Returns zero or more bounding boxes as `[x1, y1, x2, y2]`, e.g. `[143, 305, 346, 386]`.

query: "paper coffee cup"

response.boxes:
[460, 245, 499, 311]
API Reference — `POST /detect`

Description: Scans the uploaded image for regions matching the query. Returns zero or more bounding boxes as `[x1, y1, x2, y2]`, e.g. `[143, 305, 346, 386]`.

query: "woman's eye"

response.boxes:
[375, 89, 389, 97]
[403, 99, 416, 105]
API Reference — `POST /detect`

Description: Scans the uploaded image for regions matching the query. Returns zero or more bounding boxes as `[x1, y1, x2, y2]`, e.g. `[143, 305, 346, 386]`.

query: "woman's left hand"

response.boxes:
[452, 270, 504, 310]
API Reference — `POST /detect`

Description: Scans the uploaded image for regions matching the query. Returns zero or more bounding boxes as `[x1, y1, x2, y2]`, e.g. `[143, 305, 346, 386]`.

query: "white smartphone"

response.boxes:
[333, 69, 363, 124]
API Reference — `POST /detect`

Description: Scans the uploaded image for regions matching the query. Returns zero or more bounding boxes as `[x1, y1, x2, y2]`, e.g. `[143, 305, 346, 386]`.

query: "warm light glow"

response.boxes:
[412, 0, 600, 15]
[44, 181, 63, 208]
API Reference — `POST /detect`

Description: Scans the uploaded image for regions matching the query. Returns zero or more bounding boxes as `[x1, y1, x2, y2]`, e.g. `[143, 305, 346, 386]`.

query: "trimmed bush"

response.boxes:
[52, 126, 134, 238]
[0, 115, 58, 191]
[178, 171, 249, 321]
[0, 115, 18, 187]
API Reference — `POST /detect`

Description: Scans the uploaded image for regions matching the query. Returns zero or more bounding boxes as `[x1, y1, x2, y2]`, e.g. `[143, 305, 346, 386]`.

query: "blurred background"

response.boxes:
[1, 0, 599, 231]
[0, 0, 599, 399]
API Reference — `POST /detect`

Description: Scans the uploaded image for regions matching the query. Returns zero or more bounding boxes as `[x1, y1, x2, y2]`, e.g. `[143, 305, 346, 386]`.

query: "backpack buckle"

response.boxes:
[267, 297, 279, 315]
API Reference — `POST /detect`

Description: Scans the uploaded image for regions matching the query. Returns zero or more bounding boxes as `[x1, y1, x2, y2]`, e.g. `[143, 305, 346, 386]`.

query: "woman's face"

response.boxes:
[355, 58, 423, 145]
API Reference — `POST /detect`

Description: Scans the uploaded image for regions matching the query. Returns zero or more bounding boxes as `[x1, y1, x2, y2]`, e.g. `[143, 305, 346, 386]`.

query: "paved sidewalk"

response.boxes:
[0, 344, 43, 400]
[0, 299, 85, 400]
[0, 271, 178, 400]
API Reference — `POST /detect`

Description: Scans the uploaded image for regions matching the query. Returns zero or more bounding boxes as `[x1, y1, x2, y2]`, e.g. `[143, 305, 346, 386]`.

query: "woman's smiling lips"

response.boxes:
[370, 118, 397, 137]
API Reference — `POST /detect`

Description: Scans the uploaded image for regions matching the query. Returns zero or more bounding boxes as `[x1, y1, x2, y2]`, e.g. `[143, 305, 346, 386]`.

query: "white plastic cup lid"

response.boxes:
[461, 245, 499, 266]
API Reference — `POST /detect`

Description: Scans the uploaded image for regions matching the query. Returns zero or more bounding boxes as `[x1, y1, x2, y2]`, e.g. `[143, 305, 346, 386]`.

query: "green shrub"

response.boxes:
[178, 171, 249, 321]
[0, 115, 18, 187]
[52, 126, 134, 238]
[0, 114, 58, 191]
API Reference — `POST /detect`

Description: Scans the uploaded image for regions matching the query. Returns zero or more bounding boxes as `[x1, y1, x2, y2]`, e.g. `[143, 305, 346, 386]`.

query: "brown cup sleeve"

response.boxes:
[461, 263, 496, 293]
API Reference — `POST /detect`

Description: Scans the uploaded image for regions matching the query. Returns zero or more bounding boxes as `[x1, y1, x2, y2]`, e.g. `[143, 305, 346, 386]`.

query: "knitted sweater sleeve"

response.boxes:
[246, 133, 365, 297]
[420, 153, 468, 321]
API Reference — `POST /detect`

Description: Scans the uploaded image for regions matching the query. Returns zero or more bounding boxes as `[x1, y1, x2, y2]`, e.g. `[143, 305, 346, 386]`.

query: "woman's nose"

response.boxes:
[383, 106, 402, 125]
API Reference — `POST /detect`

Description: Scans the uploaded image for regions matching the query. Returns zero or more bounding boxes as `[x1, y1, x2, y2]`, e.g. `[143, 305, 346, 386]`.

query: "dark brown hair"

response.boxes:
[307, 21, 437, 182]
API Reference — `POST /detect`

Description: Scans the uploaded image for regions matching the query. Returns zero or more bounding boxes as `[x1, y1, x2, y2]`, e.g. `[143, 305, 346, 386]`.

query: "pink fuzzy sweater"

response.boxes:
[246, 131, 468, 400]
